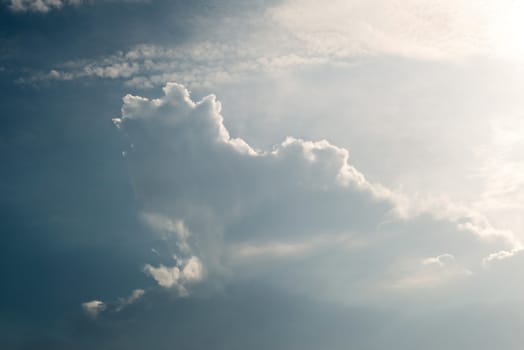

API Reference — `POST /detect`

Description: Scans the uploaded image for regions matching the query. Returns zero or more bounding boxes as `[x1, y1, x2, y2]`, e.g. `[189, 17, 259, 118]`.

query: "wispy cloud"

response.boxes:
[7, 0, 149, 13]
[21, 42, 336, 88]
[19, 0, 524, 89]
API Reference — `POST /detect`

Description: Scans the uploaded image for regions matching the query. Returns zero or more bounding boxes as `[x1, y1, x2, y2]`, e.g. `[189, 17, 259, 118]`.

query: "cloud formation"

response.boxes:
[110, 82, 519, 304]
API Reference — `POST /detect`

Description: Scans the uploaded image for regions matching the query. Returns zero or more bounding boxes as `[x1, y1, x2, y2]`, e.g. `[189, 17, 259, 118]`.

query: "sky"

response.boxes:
[1, 0, 524, 349]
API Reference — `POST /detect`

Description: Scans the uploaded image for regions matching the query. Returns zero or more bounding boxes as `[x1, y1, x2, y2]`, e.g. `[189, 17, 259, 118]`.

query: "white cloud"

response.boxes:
[81, 289, 146, 317]
[482, 247, 522, 267]
[111, 82, 519, 303]
[144, 256, 203, 295]
[81, 300, 106, 318]
[422, 253, 456, 267]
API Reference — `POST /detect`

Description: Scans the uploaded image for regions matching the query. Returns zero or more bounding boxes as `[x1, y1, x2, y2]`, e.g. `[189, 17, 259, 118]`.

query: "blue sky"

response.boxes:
[2, 1, 524, 349]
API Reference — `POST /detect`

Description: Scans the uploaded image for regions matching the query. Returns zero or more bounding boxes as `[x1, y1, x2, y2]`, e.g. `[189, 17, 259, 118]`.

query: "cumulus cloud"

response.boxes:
[110, 82, 519, 303]
[144, 256, 204, 295]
